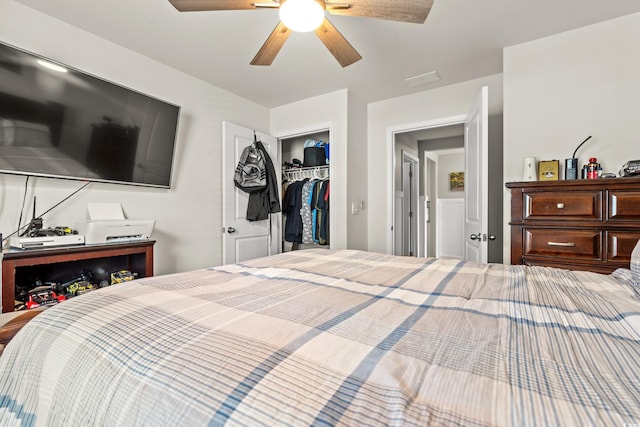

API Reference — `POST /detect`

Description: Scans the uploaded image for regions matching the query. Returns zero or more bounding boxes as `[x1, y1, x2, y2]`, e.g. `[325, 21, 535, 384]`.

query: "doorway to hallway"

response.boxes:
[392, 123, 465, 258]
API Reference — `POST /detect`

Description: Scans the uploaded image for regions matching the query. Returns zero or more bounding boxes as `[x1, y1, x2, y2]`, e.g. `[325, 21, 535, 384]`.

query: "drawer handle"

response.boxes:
[556, 203, 565, 209]
[548, 241, 575, 247]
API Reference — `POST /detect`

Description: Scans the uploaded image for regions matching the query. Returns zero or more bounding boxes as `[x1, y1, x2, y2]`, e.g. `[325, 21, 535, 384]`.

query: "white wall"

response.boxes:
[367, 74, 504, 254]
[0, 2, 270, 278]
[346, 92, 368, 251]
[503, 11, 640, 262]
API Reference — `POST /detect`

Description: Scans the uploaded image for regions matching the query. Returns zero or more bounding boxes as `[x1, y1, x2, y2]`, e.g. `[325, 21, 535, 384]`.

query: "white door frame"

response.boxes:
[394, 190, 404, 255]
[387, 115, 466, 255]
[423, 151, 438, 258]
[400, 150, 419, 256]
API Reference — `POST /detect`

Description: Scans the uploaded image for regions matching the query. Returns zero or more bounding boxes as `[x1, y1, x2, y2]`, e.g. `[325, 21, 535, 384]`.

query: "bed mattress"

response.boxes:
[0, 249, 639, 426]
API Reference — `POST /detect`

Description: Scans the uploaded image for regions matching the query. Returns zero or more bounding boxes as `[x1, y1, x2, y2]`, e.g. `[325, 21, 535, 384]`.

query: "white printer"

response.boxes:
[76, 203, 155, 245]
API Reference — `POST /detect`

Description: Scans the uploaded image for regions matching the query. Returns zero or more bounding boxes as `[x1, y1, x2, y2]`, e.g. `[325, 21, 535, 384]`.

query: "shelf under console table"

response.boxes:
[1, 240, 155, 313]
[506, 177, 640, 273]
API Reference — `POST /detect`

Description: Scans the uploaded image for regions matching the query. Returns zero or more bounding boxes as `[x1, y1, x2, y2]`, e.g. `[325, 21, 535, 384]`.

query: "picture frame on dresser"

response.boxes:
[506, 177, 640, 273]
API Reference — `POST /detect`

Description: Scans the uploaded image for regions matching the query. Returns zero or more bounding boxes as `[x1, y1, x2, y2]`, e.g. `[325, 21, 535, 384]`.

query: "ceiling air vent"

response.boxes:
[404, 70, 440, 88]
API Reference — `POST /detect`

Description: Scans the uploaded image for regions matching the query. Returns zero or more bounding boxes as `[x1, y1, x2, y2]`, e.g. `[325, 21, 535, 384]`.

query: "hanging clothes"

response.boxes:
[310, 179, 323, 244]
[302, 180, 322, 244]
[317, 180, 330, 245]
[281, 165, 330, 247]
[282, 179, 307, 243]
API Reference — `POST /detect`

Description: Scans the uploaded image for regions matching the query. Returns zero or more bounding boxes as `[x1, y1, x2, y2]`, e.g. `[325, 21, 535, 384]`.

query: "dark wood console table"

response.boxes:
[1, 240, 154, 313]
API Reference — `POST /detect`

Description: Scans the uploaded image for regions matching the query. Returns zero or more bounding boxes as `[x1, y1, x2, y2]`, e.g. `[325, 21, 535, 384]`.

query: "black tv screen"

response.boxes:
[0, 41, 180, 188]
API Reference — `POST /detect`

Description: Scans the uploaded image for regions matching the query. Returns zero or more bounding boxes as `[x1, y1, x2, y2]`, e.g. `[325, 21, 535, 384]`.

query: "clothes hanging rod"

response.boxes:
[283, 165, 329, 173]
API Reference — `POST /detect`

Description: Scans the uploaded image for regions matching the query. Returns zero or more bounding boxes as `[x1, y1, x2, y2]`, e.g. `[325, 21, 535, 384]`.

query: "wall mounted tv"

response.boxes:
[0, 41, 180, 188]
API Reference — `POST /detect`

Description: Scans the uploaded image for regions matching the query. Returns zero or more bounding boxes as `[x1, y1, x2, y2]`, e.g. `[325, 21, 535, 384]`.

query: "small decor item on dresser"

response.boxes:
[565, 158, 578, 180]
[538, 160, 559, 181]
[565, 135, 592, 180]
[585, 157, 600, 179]
[620, 160, 640, 177]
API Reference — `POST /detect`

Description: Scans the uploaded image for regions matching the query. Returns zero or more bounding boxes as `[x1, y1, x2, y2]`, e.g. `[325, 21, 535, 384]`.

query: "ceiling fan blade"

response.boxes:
[168, 0, 262, 12]
[325, 0, 434, 24]
[251, 22, 291, 66]
[314, 18, 362, 68]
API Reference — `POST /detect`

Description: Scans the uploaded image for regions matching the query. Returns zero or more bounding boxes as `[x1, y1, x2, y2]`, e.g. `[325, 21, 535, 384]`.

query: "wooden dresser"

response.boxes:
[506, 177, 640, 273]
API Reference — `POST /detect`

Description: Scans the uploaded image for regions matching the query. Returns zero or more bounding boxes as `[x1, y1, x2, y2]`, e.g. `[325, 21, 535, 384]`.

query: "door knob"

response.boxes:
[487, 234, 496, 241]
[226, 227, 236, 234]
[469, 233, 481, 241]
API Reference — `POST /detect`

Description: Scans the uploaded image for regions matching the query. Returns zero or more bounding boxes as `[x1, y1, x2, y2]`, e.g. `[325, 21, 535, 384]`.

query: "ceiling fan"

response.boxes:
[168, 0, 434, 67]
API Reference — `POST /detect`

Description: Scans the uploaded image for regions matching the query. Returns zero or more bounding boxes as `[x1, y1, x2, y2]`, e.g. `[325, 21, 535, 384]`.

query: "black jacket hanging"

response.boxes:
[246, 139, 281, 221]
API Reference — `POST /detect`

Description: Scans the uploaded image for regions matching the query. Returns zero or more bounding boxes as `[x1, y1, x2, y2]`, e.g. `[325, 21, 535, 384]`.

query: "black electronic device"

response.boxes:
[565, 135, 592, 180]
[19, 197, 44, 238]
[0, 41, 180, 188]
[9, 195, 85, 249]
[565, 158, 578, 180]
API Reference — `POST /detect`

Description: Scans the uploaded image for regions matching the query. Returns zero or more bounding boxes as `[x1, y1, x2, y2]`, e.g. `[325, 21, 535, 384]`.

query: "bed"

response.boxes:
[1, 245, 639, 426]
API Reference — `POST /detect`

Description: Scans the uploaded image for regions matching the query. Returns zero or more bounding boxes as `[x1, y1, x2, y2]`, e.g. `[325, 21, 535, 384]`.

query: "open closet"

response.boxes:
[280, 130, 331, 252]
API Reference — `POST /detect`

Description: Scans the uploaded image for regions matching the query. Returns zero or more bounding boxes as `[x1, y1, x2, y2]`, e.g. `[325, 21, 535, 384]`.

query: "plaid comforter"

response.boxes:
[1, 249, 639, 426]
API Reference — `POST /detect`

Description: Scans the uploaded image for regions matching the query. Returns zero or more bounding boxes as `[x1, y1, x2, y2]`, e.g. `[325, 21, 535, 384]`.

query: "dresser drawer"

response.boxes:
[608, 190, 640, 221]
[524, 191, 602, 221]
[523, 229, 602, 261]
[607, 230, 640, 263]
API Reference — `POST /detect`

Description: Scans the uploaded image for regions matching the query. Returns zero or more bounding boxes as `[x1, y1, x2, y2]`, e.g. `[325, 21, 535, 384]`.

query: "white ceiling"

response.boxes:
[14, 0, 640, 108]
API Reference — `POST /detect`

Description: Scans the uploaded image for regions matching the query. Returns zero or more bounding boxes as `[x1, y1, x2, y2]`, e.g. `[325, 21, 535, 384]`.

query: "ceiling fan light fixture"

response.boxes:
[279, 0, 324, 32]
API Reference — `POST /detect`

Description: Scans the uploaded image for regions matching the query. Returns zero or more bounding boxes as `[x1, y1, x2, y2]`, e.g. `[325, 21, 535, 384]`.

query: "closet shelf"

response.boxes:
[283, 165, 329, 173]
[283, 165, 329, 181]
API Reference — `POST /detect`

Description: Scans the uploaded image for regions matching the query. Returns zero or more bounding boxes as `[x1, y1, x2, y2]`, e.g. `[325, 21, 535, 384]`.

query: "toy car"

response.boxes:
[58, 271, 98, 297]
[65, 280, 98, 296]
[111, 270, 137, 285]
[26, 286, 67, 309]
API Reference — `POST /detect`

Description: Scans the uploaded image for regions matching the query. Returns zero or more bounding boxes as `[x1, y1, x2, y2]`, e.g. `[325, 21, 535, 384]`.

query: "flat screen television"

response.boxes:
[0, 41, 180, 188]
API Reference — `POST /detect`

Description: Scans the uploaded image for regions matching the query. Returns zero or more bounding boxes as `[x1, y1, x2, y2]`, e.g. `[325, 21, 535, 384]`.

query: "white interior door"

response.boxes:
[464, 86, 489, 263]
[222, 121, 279, 264]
